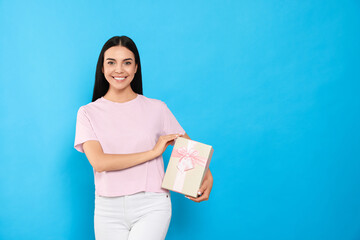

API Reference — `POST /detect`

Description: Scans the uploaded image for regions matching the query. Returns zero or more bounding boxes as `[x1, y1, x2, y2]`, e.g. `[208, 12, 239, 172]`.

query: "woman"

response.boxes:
[74, 35, 213, 240]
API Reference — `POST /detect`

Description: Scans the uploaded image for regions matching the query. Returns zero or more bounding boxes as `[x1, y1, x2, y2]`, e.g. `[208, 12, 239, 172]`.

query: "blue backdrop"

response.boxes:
[1, 0, 359, 239]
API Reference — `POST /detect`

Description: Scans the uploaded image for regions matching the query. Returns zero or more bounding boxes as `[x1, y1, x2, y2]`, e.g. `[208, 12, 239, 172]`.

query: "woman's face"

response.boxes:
[102, 46, 138, 92]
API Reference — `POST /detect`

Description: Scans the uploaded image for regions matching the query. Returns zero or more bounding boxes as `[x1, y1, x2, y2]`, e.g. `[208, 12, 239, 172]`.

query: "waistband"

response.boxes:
[95, 191, 170, 198]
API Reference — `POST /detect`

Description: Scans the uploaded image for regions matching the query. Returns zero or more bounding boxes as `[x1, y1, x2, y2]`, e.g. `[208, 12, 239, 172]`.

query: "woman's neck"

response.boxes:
[103, 88, 138, 103]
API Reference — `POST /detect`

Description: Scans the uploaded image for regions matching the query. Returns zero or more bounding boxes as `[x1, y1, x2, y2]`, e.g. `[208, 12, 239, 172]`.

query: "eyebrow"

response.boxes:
[105, 58, 133, 61]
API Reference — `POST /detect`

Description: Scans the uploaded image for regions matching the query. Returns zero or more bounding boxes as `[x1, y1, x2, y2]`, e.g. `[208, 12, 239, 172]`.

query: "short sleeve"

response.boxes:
[74, 106, 99, 153]
[161, 101, 186, 136]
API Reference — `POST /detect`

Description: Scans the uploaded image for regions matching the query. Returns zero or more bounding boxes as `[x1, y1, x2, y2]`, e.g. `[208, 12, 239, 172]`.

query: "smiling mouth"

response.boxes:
[113, 76, 127, 81]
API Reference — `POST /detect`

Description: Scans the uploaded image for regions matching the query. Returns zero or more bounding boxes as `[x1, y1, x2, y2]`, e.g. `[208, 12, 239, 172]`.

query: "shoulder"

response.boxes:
[138, 94, 166, 108]
[76, 98, 103, 115]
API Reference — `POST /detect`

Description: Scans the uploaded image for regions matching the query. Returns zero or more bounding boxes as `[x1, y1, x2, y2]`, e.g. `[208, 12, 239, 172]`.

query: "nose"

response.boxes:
[114, 63, 123, 73]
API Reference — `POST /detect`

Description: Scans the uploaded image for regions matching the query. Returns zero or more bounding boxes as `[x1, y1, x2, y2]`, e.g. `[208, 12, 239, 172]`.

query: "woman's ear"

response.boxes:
[135, 64, 138, 73]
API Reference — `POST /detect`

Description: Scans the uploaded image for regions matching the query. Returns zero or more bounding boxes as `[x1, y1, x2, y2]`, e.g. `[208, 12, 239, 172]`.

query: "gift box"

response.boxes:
[161, 137, 214, 198]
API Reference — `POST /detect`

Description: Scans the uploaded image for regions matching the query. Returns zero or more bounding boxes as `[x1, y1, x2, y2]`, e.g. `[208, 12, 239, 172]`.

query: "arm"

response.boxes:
[182, 133, 213, 202]
[83, 140, 157, 172]
[82, 134, 179, 172]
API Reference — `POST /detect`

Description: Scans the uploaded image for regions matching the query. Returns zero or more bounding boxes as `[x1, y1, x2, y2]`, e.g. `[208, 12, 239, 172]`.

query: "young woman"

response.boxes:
[74, 36, 213, 240]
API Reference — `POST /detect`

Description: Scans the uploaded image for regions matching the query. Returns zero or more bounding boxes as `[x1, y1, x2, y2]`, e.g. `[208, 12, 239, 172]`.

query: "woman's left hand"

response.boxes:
[185, 169, 213, 202]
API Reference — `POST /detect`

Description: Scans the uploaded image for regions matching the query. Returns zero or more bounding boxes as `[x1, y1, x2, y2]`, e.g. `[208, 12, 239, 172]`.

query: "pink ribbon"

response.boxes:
[172, 140, 207, 193]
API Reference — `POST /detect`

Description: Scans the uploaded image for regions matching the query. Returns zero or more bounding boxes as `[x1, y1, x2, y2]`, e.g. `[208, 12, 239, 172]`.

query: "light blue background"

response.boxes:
[1, 0, 359, 239]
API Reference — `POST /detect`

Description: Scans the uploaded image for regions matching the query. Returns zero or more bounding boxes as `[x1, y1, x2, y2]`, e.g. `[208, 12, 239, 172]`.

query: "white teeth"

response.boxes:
[114, 77, 125, 80]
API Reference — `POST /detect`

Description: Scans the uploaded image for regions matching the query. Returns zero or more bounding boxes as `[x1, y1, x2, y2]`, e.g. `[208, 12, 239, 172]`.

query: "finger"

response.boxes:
[166, 135, 180, 142]
[168, 134, 181, 138]
[166, 134, 180, 137]
[184, 188, 209, 202]
[197, 183, 207, 197]
[184, 195, 198, 202]
[165, 138, 178, 144]
[183, 186, 206, 199]
[160, 134, 177, 139]
[160, 136, 178, 145]
[162, 135, 178, 141]
[186, 193, 209, 202]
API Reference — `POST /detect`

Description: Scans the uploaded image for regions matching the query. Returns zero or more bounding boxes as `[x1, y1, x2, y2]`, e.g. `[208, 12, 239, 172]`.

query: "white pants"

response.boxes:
[94, 191, 172, 240]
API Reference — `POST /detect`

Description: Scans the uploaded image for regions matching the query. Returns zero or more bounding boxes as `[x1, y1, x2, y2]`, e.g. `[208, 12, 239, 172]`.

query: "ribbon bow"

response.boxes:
[175, 147, 199, 172]
[172, 141, 206, 172]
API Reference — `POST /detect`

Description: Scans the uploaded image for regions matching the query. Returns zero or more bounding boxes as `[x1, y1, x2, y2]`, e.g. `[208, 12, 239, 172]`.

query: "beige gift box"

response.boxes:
[161, 137, 214, 198]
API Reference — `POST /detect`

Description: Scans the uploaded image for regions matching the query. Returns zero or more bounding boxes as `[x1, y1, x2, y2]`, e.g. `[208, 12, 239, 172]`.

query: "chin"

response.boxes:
[112, 83, 131, 90]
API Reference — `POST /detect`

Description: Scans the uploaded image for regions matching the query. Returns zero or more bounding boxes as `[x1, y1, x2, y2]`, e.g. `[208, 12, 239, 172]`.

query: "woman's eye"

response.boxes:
[125, 62, 131, 65]
[107, 62, 114, 65]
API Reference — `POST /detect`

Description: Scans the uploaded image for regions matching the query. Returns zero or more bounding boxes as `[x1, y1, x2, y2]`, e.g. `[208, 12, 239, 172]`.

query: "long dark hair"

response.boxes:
[92, 36, 143, 102]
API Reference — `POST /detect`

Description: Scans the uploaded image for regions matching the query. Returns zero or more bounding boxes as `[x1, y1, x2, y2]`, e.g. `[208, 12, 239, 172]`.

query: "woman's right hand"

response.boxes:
[152, 134, 183, 158]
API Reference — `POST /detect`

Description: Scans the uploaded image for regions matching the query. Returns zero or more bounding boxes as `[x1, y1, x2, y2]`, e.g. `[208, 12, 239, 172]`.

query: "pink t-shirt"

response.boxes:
[74, 94, 186, 197]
